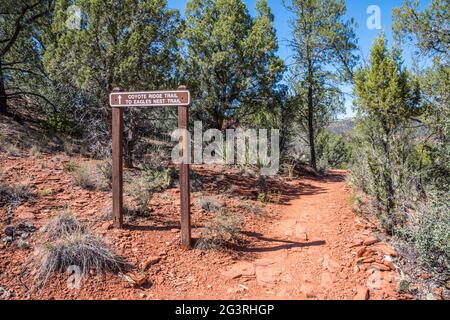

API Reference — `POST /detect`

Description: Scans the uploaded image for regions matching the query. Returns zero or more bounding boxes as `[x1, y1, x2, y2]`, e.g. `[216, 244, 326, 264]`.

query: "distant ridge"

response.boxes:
[328, 118, 355, 135]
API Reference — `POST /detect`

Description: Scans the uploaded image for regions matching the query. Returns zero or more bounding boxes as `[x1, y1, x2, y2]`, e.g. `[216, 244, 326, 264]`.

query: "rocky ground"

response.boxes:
[0, 153, 410, 300]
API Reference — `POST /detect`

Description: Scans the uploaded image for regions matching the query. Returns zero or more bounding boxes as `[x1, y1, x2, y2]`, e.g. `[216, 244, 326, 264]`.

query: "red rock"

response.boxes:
[141, 257, 161, 270]
[101, 222, 113, 230]
[383, 261, 396, 271]
[224, 262, 255, 280]
[356, 247, 366, 258]
[432, 288, 443, 300]
[370, 262, 392, 272]
[374, 244, 398, 257]
[301, 285, 316, 298]
[363, 236, 379, 246]
[419, 273, 433, 280]
[131, 274, 148, 286]
[354, 286, 369, 300]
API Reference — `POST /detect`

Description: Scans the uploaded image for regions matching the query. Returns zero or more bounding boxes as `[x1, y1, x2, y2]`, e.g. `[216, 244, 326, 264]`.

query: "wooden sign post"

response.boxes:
[110, 86, 192, 248]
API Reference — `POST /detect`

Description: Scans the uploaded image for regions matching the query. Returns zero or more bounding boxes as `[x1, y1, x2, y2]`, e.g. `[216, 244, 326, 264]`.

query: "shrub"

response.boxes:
[34, 214, 127, 287]
[46, 211, 85, 240]
[195, 211, 243, 250]
[0, 183, 34, 209]
[238, 202, 266, 217]
[316, 131, 352, 170]
[34, 231, 127, 287]
[96, 160, 113, 190]
[63, 161, 79, 173]
[28, 145, 41, 157]
[72, 164, 96, 190]
[127, 165, 176, 215]
[198, 197, 223, 213]
[410, 194, 450, 273]
[42, 114, 75, 133]
[128, 176, 152, 216]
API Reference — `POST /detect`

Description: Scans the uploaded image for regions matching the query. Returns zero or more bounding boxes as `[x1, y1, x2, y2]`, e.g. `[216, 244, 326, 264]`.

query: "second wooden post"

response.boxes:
[112, 106, 124, 228]
[178, 87, 191, 248]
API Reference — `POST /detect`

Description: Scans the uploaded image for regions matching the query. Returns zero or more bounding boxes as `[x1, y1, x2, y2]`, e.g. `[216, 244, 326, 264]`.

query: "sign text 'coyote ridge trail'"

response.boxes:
[109, 90, 191, 107]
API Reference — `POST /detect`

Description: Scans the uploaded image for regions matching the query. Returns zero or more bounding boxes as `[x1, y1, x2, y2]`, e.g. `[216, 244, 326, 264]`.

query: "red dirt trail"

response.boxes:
[0, 155, 402, 300]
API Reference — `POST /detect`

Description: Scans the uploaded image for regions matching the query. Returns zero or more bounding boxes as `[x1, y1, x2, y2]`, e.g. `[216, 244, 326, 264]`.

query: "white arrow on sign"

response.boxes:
[118, 95, 122, 105]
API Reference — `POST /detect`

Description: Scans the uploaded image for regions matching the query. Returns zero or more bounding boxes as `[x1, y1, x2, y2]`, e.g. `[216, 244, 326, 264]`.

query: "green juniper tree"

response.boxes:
[0, 1, 54, 115]
[353, 35, 420, 234]
[393, 0, 449, 58]
[394, 0, 450, 191]
[285, 0, 358, 171]
[183, 0, 284, 130]
[44, 0, 182, 162]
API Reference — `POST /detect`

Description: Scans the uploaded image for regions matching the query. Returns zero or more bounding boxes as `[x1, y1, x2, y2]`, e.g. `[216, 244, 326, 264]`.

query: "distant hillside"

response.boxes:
[328, 118, 355, 135]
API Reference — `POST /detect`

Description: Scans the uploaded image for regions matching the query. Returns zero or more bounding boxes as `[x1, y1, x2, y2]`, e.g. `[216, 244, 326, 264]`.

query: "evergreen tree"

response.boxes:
[0, 1, 53, 115]
[285, 0, 358, 170]
[393, 0, 449, 59]
[353, 35, 420, 233]
[44, 0, 182, 160]
[394, 0, 450, 192]
[183, 0, 284, 130]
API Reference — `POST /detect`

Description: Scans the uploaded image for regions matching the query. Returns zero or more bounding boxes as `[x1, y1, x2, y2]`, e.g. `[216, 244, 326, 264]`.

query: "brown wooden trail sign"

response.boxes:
[110, 90, 190, 107]
[110, 86, 192, 248]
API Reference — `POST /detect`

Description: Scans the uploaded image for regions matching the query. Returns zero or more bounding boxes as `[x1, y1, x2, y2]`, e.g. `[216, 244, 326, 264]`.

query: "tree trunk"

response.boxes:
[124, 141, 133, 169]
[124, 128, 135, 169]
[307, 85, 317, 171]
[0, 60, 7, 115]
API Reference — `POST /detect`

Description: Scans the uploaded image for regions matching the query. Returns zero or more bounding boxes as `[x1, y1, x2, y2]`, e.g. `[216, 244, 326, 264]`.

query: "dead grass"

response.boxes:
[0, 182, 34, 223]
[33, 214, 127, 288]
[195, 211, 243, 250]
[96, 160, 112, 191]
[63, 160, 79, 173]
[238, 202, 266, 217]
[198, 197, 224, 213]
[71, 164, 97, 190]
[45, 211, 85, 240]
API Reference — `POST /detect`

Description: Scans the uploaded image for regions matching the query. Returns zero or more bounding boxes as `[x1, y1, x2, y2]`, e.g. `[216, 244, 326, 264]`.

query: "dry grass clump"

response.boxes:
[33, 213, 127, 288]
[198, 197, 224, 213]
[195, 211, 243, 250]
[0, 182, 34, 207]
[96, 160, 113, 190]
[71, 164, 97, 190]
[238, 202, 266, 217]
[126, 165, 174, 215]
[63, 160, 79, 173]
[45, 212, 85, 239]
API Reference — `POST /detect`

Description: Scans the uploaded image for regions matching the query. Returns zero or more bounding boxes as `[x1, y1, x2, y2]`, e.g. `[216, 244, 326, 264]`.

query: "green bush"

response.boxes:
[42, 114, 75, 133]
[411, 193, 450, 273]
[96, 160, 113, 190]
[127, 165, 175, 215]
[316, 131, 352, 170]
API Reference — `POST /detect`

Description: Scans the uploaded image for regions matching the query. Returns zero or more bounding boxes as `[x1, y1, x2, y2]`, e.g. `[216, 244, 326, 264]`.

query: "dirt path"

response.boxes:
[222, 171, 400, 300]
[0, 155, 401, 300]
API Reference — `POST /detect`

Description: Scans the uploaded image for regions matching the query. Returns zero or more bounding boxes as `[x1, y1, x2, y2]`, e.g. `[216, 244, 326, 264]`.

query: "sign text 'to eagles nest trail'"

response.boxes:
[109, 90, 191, 107]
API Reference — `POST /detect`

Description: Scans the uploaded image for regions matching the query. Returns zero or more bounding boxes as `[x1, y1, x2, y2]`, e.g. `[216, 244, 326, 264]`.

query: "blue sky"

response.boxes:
[167, 0, 430, 118]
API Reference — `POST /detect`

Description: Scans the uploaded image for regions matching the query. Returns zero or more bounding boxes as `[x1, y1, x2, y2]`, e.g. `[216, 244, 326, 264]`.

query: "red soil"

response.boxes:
[0, 154, 405, 300]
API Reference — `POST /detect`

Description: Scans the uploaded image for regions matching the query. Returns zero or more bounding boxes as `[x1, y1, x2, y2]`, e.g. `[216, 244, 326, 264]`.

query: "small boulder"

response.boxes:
[141, 257, 161, 270]
[354, 286, 369, 300]
[356, 247, 366, 258]
[363, 236, 379, 246]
